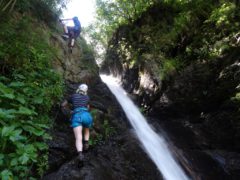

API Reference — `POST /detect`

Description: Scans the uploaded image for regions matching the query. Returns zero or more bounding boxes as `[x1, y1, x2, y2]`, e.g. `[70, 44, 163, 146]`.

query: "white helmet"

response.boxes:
[77, 84, 88, 94]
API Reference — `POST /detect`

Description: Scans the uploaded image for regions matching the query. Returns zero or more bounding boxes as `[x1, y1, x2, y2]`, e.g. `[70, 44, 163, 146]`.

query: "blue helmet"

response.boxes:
[73, 16, 81, 29]
[73, 16, 78, 21]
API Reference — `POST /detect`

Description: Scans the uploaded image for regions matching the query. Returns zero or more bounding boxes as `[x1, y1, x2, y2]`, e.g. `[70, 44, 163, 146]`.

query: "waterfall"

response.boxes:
[100, 75, 189, 180]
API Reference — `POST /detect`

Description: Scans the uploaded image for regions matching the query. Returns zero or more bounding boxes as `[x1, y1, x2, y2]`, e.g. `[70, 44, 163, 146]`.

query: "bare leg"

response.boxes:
[71, 38, 75, 47]
[83, 128, 90, 151]
[63, 25, 68, 34]
[83, 128, 90, 141]
[73, 126, 83, 152]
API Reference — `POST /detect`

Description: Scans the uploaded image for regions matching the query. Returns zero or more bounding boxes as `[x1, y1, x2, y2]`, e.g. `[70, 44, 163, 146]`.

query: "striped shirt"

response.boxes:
[69, 93, 89, 109]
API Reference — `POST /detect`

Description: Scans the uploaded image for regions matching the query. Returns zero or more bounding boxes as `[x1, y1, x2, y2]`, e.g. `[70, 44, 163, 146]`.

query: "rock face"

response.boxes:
[43, 34, 162, 179]
[101, 2, 240, 179]
[44, 2, 240, 178]
[44, 83, 163, 180]
[50, 34, 99, 84]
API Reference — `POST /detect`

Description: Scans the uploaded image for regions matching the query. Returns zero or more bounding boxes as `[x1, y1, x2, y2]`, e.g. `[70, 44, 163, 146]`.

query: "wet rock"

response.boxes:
[206, 151, 240, 179]
[43, 80, 162, 180]
[50, 34, 99, 84]
[148, 117, 232, 180]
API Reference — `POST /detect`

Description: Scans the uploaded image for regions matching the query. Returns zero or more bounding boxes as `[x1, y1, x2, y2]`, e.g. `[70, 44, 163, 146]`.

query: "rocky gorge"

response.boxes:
[100, 2, 240, 179]
[43, 34, 162, 179]
[37, 1, 240, 180]
[44, 8, 240, 179]
[3, 1, 240, 179]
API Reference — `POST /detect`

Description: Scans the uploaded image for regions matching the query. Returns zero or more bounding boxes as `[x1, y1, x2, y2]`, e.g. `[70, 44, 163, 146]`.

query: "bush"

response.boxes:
[0, 14, 63, 179]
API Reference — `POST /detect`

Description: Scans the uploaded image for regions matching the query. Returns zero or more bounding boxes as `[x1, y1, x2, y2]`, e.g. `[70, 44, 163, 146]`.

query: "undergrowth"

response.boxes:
[0, 14, 63, 179]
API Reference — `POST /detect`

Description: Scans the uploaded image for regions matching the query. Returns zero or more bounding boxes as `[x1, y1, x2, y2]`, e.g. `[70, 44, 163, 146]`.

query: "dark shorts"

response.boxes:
[71, 107, 93, 128]
[67, 26, 81, 39]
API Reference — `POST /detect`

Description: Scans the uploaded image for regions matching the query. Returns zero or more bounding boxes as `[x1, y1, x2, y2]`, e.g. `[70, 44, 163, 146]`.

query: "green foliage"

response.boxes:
[91, 0, 157, 49]
[89, 133, 103, 146]
[0, 0, 70, 26]
[96, 0, 156, 24]
[207, 2, 236, 28]
[231, 92, 240, 102]
[89, 109, 114, 146]
[89, 118, 114, 146]
[101, 0, 240, 80]
[0, 0, 17, 13]
[182, 1, 240, 61]
[159, 58, 183, 80]
[86, 0, 158, 65]
[103, 119, 114, 138]
[0, 13, 63, 179]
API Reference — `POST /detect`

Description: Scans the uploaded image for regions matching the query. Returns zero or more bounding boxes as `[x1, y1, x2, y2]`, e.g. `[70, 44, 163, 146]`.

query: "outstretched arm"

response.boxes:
[61, 100, 73, 116]
[60, 18, 72, 21]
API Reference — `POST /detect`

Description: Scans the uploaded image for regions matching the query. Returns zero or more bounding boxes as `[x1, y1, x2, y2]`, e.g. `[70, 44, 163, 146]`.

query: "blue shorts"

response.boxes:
[67, 26, 80, 39]
[71, 107, 93, 128]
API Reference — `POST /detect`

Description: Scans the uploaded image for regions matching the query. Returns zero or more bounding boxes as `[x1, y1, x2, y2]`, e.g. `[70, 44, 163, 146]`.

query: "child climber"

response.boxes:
[60, 16, 81, 51]
[61, 84, 93, 161]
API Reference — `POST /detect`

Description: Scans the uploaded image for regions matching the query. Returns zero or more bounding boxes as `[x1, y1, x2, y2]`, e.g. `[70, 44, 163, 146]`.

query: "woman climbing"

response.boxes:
[61, 84, 93, 161]
[59, 16, 81, 52]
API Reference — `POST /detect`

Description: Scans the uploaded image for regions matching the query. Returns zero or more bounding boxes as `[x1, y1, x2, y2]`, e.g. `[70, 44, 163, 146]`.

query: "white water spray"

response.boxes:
[100, 75, 189, 180]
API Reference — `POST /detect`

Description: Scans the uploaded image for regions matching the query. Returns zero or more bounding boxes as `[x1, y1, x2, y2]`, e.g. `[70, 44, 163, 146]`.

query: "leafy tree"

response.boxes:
[96, 0, 156, 24]
[1, 0, 70, 25]
[96, 0, 156, 35]
[87, 0, 157, 65]
[97, 0, 240, 81]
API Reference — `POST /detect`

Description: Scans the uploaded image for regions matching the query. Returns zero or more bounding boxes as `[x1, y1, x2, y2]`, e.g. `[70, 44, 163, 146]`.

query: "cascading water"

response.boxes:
[100, 75, 189, 180]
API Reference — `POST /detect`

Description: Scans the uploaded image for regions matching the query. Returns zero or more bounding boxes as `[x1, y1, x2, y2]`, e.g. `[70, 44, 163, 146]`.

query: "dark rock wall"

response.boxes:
[101, 2, 240, 179]
[43, 31, 162, 179]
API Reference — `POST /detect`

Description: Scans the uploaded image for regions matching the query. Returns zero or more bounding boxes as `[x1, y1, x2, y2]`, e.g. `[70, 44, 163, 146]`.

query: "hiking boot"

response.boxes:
[78, 152, 84, 161]
[69, 47, 73, 53]
[61, 34, 69, 40]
